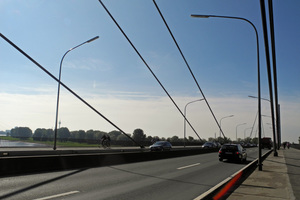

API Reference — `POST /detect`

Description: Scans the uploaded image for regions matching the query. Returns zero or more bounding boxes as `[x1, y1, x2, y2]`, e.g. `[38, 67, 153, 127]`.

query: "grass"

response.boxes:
[0, 136, 99, 148]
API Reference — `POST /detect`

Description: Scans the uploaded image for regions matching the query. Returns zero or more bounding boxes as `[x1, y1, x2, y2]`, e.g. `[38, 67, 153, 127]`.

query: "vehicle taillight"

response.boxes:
[236, 152, 239, 155]
[219, 150, 222, 153]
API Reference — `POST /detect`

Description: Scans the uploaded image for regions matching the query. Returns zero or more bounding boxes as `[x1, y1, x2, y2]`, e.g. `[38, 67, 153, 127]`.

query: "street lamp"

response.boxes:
[183, 99, 204, 147]
[249, 95, 270, 102]
[219, 115, 234, 138]
[191, 14, 263, 170]
[53, 36, 99, 150]
[236, 123, 246, 142]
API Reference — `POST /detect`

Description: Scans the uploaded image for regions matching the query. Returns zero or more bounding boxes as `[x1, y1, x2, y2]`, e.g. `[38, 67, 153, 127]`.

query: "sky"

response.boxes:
[0, 0, 299, 143]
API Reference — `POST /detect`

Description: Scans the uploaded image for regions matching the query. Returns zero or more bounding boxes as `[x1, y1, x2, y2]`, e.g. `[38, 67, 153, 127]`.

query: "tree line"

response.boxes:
[7, 127, 205, 146]
[6, 127, 258, 146]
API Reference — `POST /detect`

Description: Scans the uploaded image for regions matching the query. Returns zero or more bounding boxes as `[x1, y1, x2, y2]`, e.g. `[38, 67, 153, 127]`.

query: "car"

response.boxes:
[218, 144, 247, 163]
[202, 142, 216, 149]
[149, 141, 172, 151]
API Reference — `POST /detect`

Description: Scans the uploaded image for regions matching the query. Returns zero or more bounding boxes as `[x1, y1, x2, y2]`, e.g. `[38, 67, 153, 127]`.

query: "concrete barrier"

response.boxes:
[0, 147, 218, 177]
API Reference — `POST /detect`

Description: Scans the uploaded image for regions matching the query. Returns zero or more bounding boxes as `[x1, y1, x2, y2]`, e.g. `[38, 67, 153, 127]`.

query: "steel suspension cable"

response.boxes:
[152, 0, 226, 138]
[249, 111, 258, 138]
[98, 0, 202, 141]
[0, 33, 144, 148]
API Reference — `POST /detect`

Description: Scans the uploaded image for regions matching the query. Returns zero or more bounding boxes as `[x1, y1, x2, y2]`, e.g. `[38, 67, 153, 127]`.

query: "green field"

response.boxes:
[0, 136, 99, 147]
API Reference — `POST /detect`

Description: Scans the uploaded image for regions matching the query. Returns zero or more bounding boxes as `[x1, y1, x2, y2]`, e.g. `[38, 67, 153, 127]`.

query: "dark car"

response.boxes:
[218, 144, 247, 163]
[202, 142, 216, 149]
[150, 141, 172, 151]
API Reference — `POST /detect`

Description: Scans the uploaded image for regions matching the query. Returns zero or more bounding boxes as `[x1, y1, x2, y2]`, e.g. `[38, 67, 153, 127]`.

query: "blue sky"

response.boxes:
[0, 0, 299, 143]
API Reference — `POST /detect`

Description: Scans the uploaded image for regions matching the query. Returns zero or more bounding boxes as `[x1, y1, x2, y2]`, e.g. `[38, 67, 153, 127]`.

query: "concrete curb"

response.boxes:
[194, 149, 273, 200]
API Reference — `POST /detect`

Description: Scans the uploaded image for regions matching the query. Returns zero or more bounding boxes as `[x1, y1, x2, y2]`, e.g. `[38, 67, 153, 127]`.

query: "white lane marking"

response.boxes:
[34, 191, 80, 200]
[177, 163, 200, 170]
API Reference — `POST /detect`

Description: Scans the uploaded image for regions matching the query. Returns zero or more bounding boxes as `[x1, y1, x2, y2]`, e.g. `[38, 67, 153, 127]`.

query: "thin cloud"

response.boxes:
[0, 90, 298, 142]
[64, 58, 114, 72]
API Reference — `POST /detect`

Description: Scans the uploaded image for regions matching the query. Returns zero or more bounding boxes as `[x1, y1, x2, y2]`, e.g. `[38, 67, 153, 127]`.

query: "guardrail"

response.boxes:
[291, 144, 300, 150]
[195, 149, 273, 200]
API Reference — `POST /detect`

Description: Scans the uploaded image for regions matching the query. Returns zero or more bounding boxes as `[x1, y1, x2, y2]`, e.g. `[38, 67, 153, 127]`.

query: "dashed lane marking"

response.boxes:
[34, 190, 80, 200]
[177, 163, 200, 170]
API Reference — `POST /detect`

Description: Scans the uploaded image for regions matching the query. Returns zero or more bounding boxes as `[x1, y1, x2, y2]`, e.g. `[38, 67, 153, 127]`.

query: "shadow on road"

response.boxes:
[0, 168, 87, 199]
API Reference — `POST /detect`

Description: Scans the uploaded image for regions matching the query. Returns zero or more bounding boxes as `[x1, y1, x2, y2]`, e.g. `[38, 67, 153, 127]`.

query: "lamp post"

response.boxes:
[183, 99, 204, 147]
[53, 36, 99, 150]
[191, 14, 262, 170]
[219, 115, 234, 138]
[236, 123, 246, 142]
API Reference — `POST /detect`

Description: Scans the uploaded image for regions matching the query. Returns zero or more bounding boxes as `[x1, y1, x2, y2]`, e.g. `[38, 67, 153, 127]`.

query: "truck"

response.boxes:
[261, 137, 273, 149]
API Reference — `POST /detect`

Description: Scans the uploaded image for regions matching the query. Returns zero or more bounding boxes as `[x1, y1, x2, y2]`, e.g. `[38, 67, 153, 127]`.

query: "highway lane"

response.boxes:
[0, 147, 264, 200]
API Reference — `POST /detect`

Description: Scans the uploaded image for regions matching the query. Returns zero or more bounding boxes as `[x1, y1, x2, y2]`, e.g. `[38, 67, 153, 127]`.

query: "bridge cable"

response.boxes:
[0, 33, 144, 148]
[153, 0, 226, 139]
[98, 0, 202, 141]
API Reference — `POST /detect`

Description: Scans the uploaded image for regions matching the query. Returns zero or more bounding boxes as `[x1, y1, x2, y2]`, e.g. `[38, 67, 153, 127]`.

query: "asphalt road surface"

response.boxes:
[0, 148, 265, 200]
